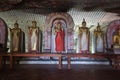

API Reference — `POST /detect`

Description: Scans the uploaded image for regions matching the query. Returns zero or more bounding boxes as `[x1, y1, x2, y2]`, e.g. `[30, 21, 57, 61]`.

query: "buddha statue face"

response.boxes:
[97, 26, 101, 31]
[14, 23, 19, 28]
[32, 21, 37, 27]
[57, 22, 62, 30]
[82, 22, 86, 27]
[82, 19, 86, 27]
[96, 23, 101, 31]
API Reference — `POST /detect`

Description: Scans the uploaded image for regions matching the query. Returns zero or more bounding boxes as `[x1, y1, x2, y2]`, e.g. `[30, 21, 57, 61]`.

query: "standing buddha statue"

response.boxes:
[94, 23, 104, 52]
[28, 21, 42, 52]
[79, 19, 90, 53]
[10, 22, 21, 52]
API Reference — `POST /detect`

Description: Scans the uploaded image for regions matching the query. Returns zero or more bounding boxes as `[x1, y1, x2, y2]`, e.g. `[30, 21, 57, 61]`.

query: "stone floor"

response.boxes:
[0, 64, 120, 80]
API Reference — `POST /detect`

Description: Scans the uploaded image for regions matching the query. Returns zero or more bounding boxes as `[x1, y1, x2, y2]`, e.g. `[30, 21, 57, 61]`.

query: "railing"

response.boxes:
[0, 53, 120, 69]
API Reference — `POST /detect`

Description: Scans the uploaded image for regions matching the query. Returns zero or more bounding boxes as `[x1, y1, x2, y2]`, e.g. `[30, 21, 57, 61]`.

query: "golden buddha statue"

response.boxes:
[113, 27, 120, 48]
[94, 23, 104, 52]
[10, 22, 21, 52]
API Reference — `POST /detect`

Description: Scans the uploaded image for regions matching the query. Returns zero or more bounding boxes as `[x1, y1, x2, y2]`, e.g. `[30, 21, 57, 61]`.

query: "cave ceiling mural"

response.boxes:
[0, 0, 120, 28]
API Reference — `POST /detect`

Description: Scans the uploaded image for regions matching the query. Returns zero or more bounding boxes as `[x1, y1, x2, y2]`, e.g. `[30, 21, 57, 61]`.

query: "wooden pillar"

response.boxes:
[10, 54, 13, 69]
[58, 56, 62, 69]
[68, 55, 71, 69]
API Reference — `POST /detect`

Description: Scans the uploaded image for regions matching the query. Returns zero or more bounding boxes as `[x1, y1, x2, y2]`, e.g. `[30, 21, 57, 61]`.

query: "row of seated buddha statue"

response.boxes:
[9, 19, 120, 53]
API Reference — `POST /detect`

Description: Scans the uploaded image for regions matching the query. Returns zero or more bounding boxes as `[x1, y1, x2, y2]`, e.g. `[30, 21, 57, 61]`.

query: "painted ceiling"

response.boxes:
[0, 0, 120, 29]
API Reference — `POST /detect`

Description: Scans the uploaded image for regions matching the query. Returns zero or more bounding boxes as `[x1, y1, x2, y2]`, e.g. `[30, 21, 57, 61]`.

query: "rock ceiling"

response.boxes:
[0, 0, 120, 14]
[0, 0, 120, 28]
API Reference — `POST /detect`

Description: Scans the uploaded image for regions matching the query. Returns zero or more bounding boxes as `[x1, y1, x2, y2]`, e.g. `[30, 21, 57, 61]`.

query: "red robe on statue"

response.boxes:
[55, 27, 65, 52]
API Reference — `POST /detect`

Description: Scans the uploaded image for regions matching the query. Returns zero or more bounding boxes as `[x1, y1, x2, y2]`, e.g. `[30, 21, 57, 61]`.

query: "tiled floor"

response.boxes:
[0, 64, 120, 80]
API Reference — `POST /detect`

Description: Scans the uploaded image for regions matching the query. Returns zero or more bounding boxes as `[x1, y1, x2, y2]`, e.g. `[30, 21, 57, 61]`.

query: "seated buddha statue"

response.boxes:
[113, 27, 120, 48]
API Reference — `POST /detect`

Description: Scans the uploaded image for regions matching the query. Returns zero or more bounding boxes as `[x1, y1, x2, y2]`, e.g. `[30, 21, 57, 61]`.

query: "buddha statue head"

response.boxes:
[96, 23, 101, 31]
[14, 22, 19, 28]
[82, 18, 86, 27]
[32, 21, 37, 27]
[57, 22, 62, 30]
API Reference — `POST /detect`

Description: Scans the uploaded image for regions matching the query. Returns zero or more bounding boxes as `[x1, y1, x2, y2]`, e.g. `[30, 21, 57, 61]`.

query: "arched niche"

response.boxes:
[0, 18, 8, 48]
[44, 13, 74, 53]
[106, 20, 120, 48]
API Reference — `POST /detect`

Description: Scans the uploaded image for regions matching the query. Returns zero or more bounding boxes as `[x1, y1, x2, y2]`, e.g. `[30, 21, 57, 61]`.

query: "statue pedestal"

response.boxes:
[113, 45, 120, 54]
